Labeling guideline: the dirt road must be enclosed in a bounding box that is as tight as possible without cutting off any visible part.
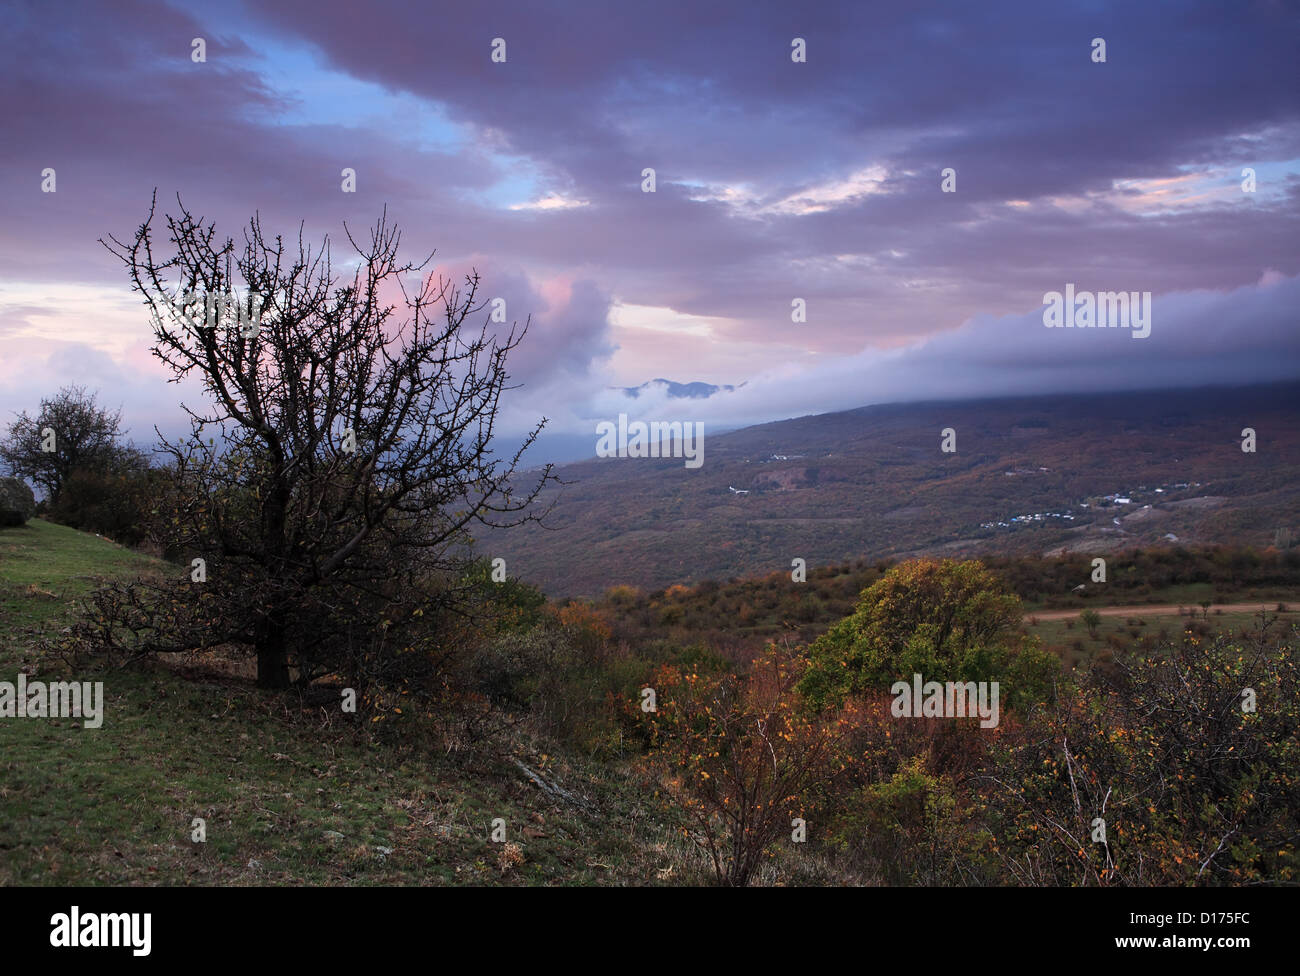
[1028,602,1290,622]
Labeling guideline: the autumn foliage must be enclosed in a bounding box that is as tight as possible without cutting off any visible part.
[979,628,1300,885]
[645,644,859,885]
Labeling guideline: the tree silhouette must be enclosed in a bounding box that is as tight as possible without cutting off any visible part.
[0,385,136,503]
[99,193,553,688]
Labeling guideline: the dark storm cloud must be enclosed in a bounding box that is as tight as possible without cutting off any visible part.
[1,0,1296,444]
[241,0,1299,195]
[237,0,1300,352]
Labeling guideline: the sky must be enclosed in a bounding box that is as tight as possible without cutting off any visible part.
[1,0,1298,463]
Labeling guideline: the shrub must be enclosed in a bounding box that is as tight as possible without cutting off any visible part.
[831,755,995,886]
[799,559,1029,709]
[1080,609,1102,638]
[554,602,613,657]
[979,630,1300,885]
[48,465,163,545]
[0,476,36,526]
[647,644,859,886]
[605,584,641,606]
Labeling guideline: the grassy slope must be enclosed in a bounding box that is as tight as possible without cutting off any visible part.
[0,518,170,636]
[1025,608,1293,669]
[5,521,1288,884]
[0,520,672,886]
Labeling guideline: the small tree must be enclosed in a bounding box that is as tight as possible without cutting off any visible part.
[1080,609,1102,639]
[798,559,1026,709]
[95,194,554,688]
[0,385,136,504]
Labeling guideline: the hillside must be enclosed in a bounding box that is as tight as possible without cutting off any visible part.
[484,382,1300,597]
[584,545,1300,671]
[5,522,1295,889]
[0,521,671,886]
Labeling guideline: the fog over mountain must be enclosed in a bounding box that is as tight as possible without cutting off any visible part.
[2,0,1296,463]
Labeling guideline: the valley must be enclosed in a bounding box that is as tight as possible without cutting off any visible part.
[483,382,1300,597]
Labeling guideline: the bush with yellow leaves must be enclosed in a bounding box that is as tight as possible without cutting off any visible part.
[644,643,860,886]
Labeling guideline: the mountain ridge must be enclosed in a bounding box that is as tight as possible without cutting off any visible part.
[485,381,1300,598]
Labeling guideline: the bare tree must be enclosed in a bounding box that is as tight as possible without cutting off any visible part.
[99,193,553,688]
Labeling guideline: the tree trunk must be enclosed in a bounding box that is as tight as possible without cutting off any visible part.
[257,477,293,690]
[255,615,291,689]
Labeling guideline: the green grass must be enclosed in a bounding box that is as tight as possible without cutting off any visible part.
[1020,581,1299,614]
[16,518,1286,885]
[0,519,678,886]
[0,665,672,884]
[0,518,171,638]
[1024,607,1294,669]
